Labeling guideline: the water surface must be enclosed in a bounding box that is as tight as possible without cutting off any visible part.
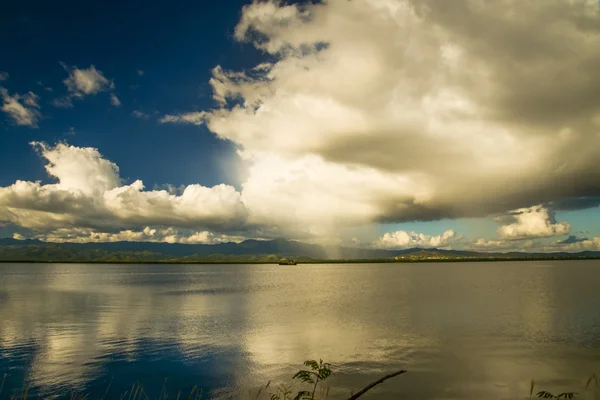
[1,261,599,399]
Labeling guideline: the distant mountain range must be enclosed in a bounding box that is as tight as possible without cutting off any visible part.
[1,237,599,263]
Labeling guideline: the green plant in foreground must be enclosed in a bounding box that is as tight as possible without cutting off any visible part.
[535,392,577,399]
[291,359,332,400]
[0,359,405,400]
[268,383,293,400]
[529,374,599,400]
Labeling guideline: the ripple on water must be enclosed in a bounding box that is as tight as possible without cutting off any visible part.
[1,261,600,400]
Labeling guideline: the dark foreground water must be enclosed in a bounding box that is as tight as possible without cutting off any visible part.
[1,261,599,399]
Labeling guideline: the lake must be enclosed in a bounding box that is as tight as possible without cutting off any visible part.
[0,261,599,399]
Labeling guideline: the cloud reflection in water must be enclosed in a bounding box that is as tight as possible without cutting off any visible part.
[0,262,599,399]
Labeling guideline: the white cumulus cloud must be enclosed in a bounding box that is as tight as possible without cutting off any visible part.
[0,143,247,234]
[374,229,458,249]
[497,206,571,240]
[17,226,246,244]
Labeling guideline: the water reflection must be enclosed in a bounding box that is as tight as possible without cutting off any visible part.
[1,262,599,399]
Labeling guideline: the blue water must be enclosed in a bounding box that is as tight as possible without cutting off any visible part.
[1,261,599,399]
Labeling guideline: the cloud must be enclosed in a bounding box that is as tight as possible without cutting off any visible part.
[38,142,121,191]
[496,205,571,240]
[240,154,431,228]
[62,63,114,97]
[0,88,41,127]
[137,69,144,76]
[548,236,600,252]
[545,196,600,211]
[6,1,600,245]
[159,111,205,125]
[36,81,53,92]
[468,238,536,252]
[18,226,246,244]
[132,110,149,119]
[374,229,458,249]
[102,180,247,228]
[109,93,121,107]
[0,142,592,249]
[160,0,600,228]
[54,63,116,107]
[51,96,73,108]
[0,143,247,234]
[463,234,600,253]
[495,235,600,253]
[0,71,8,81]
[557,235,588,245]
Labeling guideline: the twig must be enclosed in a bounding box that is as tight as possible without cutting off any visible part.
[345,370,407,400]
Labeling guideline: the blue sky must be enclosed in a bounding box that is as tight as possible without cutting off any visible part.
[1,0,600,252]
[0,0,251,189]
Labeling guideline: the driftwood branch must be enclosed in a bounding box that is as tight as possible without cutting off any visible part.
[345,369,407,400]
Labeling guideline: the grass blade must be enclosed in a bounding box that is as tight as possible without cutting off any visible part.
[0,373,6,396]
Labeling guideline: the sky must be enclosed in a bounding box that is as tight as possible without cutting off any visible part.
[1,0,600,252]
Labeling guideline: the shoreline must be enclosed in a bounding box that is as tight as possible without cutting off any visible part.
[1,257,599,264]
